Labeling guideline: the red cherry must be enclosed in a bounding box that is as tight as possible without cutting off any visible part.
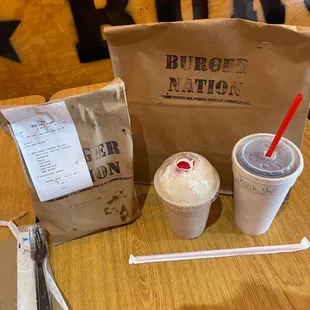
[177,161,191,169]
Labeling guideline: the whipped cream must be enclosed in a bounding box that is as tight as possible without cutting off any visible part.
[154,152,220,207]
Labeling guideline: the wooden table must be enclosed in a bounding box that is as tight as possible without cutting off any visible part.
[1,88,310,309]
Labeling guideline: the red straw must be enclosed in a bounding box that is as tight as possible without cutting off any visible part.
[265,93,304,157]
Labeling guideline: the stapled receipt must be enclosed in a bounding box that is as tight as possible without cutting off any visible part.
[2,101,93,202]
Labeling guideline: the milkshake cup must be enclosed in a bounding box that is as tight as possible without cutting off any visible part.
[154,152,220,239]
[232,134,304,235]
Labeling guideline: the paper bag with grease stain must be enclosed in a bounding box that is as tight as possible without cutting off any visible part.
[106,19,310,193]
[0,79,141,243]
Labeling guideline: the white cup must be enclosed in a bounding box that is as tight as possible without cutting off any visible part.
[155,192,216,239]
[154,152,220,239]
[232,133,304,235]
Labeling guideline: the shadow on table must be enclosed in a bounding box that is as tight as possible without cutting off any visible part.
[205,195,242,235]
[136,186,151,211]
[277,199,290,215]
[206,195,222,228]
[178,282,310,310]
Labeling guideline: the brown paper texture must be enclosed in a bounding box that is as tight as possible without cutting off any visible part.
[0,79,141,243]
[0,238,16,310]
[105,19,310,193]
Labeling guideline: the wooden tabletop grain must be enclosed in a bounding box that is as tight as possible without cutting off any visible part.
[0,90,310,310]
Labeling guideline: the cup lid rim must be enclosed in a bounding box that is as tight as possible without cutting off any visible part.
[232,133,304,183]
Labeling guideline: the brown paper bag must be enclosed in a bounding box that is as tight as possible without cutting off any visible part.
[105,19,310,193]
[0,238,17,310]
[0,79,141,243]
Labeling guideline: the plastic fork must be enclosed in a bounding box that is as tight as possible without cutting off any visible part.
[29,226,52,310]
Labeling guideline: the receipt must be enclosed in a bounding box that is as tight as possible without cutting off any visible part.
[2,101,93,201]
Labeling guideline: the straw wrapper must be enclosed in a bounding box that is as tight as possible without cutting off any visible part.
[129,237,310,265]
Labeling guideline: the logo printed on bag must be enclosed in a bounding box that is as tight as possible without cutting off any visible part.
[161,55,250,105]
[82,140,123,182]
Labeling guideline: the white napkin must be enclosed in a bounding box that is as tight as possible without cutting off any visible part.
[0,213,69,310]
